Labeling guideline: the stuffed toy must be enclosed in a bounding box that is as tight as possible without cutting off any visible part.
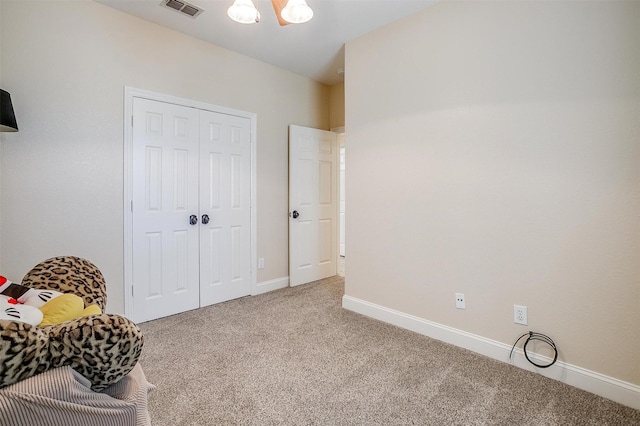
[0,296,43,326]
[0,256,143,391]
[0,276,101,326]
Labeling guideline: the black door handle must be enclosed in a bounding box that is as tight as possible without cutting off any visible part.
[202,214,210,225]
[189,215,198,225]
[290,210,300,219]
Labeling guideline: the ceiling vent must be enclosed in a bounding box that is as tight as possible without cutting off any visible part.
[160,0,204,18]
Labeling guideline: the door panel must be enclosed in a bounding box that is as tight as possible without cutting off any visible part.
[199,110,252,306]
[289,125,338,286]
[132,97,200,323]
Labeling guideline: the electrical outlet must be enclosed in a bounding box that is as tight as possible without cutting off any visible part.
[455,293,466,309]
[258,258,265,269]
[514,305,528,325]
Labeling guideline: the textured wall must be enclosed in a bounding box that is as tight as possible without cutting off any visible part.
[0,0,329,313]
[345,1,640,385]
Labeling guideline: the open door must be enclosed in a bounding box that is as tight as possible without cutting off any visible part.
[288,125,338,286]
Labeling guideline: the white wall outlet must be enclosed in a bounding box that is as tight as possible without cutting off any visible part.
[455,293,466,309]
[514,305,528,325]
[258,258,265,269]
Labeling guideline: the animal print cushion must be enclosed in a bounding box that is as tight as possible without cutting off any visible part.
[48,314,143,391]
[0,321,51,387]
[0,314,143,391]
[21,256,107,311]
[0,256,143,390]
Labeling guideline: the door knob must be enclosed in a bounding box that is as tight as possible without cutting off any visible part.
[290,210,300,219]
[202,214,210,225]
[189,215,198,225]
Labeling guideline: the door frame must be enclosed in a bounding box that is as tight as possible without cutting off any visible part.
[331,126,347,277]
[331,127,345,276]
[123,86,257,320]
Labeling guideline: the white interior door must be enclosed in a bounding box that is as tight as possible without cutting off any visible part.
[132,97,200,322]
[199,110,252,306]
[289,125,338,286]
[129,91,254,323]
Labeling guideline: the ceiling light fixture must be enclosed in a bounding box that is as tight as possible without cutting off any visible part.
[227,0,313,25]
[227,0,260,24]
[280,0,313,24]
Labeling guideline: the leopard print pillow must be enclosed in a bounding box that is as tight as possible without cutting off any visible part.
[0,321,51,387]
[1,257,143,390]
[21,256,107,311]
[48,314,144,391]
[0,314,143,391]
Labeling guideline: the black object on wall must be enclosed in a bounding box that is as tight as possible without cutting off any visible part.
[0,89,18,132]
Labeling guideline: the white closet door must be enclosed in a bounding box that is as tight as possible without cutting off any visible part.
[199,110,252,306]
[132,97,200,323]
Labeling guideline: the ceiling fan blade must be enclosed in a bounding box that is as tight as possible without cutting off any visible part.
[271,0,290,26]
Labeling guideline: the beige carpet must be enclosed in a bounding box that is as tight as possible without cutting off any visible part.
[139,276,639,425]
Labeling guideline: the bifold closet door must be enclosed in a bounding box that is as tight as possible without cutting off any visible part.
[132,97,200,322]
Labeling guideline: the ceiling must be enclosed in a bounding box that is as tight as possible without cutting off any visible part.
[94,0,436,86]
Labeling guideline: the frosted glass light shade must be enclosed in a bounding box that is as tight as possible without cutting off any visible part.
[227,0,260,24]
[281,0,313,24]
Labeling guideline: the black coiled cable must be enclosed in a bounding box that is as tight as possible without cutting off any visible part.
[509,331,558,368]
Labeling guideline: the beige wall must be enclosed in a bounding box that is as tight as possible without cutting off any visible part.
[345,1,640,385]
[329,82,345,130]
[0,0,329,313]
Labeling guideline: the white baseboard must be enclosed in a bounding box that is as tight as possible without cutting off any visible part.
[253,276,289,296]
[342,295,640,411]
